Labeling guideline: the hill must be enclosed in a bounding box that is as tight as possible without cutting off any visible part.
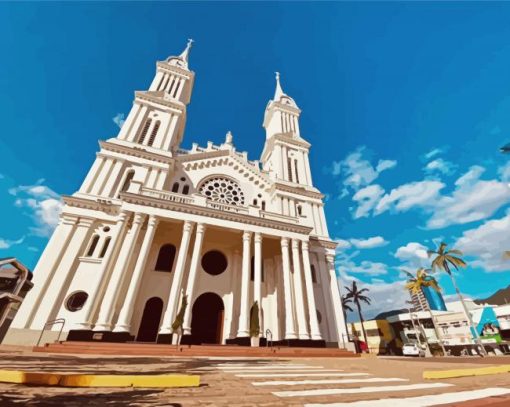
[474,285,510,306]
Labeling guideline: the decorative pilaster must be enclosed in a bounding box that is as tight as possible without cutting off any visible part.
[114,215,159,332]
[291,239,309,339]
[301,241,322,340]
[237,231,252,337]
[182,223,206,335]
[326,254,348,347]
[253,232,262,335]
[94,213,145,331]
[158,220,194,337]
[280,237,297,339]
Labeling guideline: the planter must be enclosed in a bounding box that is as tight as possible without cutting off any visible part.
[250,336,260,347]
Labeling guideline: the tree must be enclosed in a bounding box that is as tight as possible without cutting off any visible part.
[344,281,371,352]
[428,242,487,356]
[172,294,188,348]
[404,268,446,356]
[341,295,353,342]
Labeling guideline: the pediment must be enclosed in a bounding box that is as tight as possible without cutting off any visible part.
[177,150,271,191]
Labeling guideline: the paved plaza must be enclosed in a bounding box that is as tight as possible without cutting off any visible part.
[0,349,510,406]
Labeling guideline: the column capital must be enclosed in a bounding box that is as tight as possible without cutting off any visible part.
[326,254,335,264]
[196,223,206,234]
[117,211,129,223]
[301,240,309,251]
[147,214,159,228]
[254,232,262,244]
[291,239,300,250]
[243,231,252,241]
[280,237,289,247]
[183,220,194,232]
[77,217,95,228]
[132,212,146,225]
[61,215,79,226]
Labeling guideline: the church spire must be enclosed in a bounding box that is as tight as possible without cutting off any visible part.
[179,39,194,66]
[166,39,194,69]
[274,71,285,101]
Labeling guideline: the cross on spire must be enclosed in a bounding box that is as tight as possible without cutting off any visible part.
[274,71,285,100]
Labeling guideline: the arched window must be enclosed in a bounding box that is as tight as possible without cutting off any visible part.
[138,118,152,144]
[147,120,160,147]
[253,199,258,206]
[171,182,180,193]
[86,235,99,257]
[297,205,302,216]
[155,244,176,272]
[99,237,111,259]
[182,184,190,195]
[120,170,135,194]
[311,264,317,283]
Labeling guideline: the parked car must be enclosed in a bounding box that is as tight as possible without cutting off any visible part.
[402,343,425,357]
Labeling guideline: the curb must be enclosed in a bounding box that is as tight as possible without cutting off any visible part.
[0,369,200,388]
[423,365,510,380]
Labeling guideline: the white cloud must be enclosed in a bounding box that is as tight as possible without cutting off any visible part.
[394,242,429,268]
[424,147,445,160]
[455,211,510,272]
[0,236,25,250]
[334,238,352,251]
[375,180,445,215]
[350,236,388,249]
[498,161,510,182]
[9,179,63,237]
[112,113,125,129]
[336,251,389,277]
[327,147,396,196]
[424,158,456,175]
[427,166,510,229]
[352,184,385,219]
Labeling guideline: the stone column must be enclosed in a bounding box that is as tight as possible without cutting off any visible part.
[182,223,206,335]
[280,238,297,339]
[75,212,129,330]
[94,213,145,331]
[114,215,159,332]
[253,232,262,335]
[301,241,322,340]
[33,217,94,329]
[326,254,348,347]
[291,239,310,339]
[237,231,252,337]
[159,220,194,336]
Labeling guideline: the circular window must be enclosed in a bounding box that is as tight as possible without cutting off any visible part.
[103,226,110,232]
[66,292,89,312]
[198,177,245,206]
[201,250,228,276]
[316,310,322,324]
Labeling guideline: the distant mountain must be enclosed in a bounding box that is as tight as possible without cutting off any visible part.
[474,285,510,306]
[374,309,408,320]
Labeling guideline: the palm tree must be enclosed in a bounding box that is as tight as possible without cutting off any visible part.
[344,281,371,352]
[404,268,446,356]
[428,242,487,356]
[342,295,353,342]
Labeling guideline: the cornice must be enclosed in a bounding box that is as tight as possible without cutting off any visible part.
[99,140,173,164]
[121,192,313,235]
[63,195,121,215]
[273,133,311,149]
[273,182,324,200]
[135,91,185,113]
[156,61,194,78]
[309,236,338,250]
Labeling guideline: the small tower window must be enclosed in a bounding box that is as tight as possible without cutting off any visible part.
[287,157,293,182]
[99,237,111,259]
[138,118,152,144]
[311,264,317,284]
[172,182,180,193]
[261,201,266,211]
[253,199,258,206]
[182,185,190,195]
[173,81,181,98]
[147,120,160,147]
[120,170,135,195]
[294,160,300,184]
[155,244,177,272]
[86,235,100,257]
[297,205,302,216]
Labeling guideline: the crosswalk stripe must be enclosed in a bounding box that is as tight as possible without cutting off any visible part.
[225,369,343,374]
[238,373,370,378]
[252,377,408,386]
[304,387,510,407]
[273,383,453,397]
[219,365,323,370]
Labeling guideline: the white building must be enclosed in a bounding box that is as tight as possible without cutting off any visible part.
[4,41,347,348]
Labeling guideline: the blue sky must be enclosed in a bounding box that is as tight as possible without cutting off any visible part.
[2,3,510,319]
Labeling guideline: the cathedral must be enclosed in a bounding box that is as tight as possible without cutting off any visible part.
[4,41,347,348]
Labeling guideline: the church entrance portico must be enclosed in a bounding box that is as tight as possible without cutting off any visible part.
[184,292,224,345]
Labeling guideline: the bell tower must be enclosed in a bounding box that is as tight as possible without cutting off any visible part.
[261,73,313,187]
[115,39,195,152]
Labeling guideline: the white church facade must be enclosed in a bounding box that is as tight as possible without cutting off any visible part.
[4,41,347,347]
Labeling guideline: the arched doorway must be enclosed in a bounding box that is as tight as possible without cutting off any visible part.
[191,292,224,344]
[136,297,163,342]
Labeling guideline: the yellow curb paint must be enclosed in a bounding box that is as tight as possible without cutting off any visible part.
[60,374,200,388]
[423,364,510,380]
[0,370,200,388]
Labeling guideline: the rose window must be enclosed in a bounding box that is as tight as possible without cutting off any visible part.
[199,177,245,206]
